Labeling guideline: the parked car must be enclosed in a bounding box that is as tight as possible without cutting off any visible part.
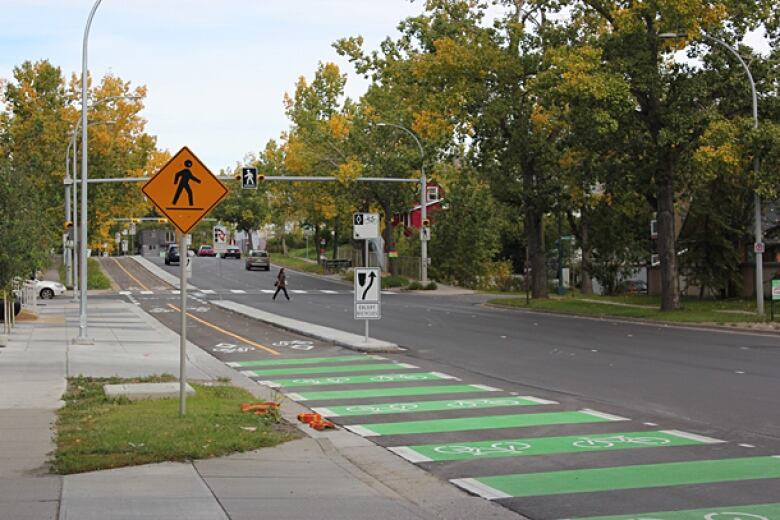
[617,280,648,295]
[164,244,180,265]
[197,245,216,257]
[220,246,241,259]
[35,280,66,299]
[0,298,21,320]
[245,250,270,271]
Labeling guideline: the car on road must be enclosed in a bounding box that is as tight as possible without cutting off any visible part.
[245,250,270,271]
[35,280,66,299]
[164,244,180,265]
[220,246,241,259]
[197,245,216,257]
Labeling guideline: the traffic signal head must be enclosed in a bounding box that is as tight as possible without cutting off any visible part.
[422,218,430,227]
[131,218,140,224]
[234,173,242,181]
[157,218,167,223]
[258,173,265,182]
[64,220,73,229]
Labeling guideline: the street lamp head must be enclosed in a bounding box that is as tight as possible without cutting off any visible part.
[658,32,688,39]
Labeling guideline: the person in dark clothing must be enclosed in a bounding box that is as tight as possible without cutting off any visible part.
[273,268,290,300]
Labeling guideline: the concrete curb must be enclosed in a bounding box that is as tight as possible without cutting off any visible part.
[212,299,402,353]
[130,255,198,290]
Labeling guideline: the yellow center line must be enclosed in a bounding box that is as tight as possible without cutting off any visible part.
[167,303,280,356]
[112,258,150,291]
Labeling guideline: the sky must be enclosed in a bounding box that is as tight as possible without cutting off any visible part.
[0,0,423,169]
[0,1,770,170]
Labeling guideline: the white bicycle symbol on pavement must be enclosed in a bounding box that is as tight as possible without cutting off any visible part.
[271,340,314,351]
[433,441,532,457]
[370,374,431,382]
[446,399,525,408]
[572,435,671,449]
[345,403,420,414]
[211,342,252,354]
[291,377,349,385]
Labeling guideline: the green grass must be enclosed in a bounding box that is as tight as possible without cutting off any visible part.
[52,375,296,475]
[383,275,409,288]
[272,254,325,274]
[488,293,769,324]
[59,257,111,289]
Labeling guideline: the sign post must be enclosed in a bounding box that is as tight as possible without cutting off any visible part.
[142,147,227,416]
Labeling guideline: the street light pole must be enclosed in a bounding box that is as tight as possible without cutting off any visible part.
[660,32,763,315]
[376,123,428,283]
[76,0,103,344]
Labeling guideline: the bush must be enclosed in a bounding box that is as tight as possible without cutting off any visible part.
[423,281,438,290]
[383,275,409,288]
[406,281,424,290]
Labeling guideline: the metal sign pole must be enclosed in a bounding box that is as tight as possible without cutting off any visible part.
[364,239,369,343]
[179,231,188,417]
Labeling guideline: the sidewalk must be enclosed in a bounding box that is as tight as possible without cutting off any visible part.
[0,298,518,520]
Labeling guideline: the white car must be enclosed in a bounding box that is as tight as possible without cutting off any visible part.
[36,280,66,299]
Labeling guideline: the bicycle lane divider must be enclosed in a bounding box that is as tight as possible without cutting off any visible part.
[312,396,558,417]
[166,303,280,356]
[570,502,780,520]
[226,355,386,368]
[286,384,502,402]
[388,430,725,463]
[449,455,780,500]
[242,362,418,378]
[343,409,628,437]
[258,372,459,388]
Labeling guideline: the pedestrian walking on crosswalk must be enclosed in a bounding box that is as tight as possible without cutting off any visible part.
[272,268,290,300]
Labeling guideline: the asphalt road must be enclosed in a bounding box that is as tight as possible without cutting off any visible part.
[101,256,780,519]
[147,254,780,443]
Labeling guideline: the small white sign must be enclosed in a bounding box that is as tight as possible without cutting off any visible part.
[420,227,431,241]
[114,232,121,244]
[121,239,128,253]
[129,222,136,236]
[186,256,192,279]
[754,242,765,254]
[353,213,380,240]
[354,267,381,319]
[213,225,228,253]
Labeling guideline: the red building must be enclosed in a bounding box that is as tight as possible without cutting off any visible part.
[394,183,444,231]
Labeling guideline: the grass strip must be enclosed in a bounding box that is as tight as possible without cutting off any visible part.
[52,375,296,474]
[488,295,769,324]
[59,257,111,289]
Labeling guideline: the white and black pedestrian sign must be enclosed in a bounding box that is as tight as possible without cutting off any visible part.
[354,267,381,319]
[213,225,228,253]
[242,167,257,190]
[353,213,379,240]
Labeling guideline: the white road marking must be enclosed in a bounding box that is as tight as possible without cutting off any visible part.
[739,443,756,448]
[471,384,501,391]
[257,380,281,388]
[201,289,216,294]
[230,289,246,294]
[581,409,629,421]
[140,290,153,295]
[320,290,338,294]
[430,372,460,380]
[119,291,131,295]
[291,290,307,294]
[661,430,724,444]
[171,290,180,295]
[388,446,433,463]
[225,362,240,367]
[521,396,558,405]
[286,393,305,401]
[261,289,275,294]
[644,422,659,427]
[450,478,512,500]
[310,407,337,417]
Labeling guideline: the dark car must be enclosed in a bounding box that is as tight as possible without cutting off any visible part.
[618,280,648,295]
[220,246,241,259]
[245,250,270,271]
[197,245,216,257]
[164,244,180,265]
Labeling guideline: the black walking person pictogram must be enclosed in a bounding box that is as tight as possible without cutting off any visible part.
[172,160,201,206]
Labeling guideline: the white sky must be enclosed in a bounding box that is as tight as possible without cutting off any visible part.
[0,0,423,170]
[0,1,770,170]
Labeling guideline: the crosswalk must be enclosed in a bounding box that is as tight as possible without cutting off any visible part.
[117,288,382,297]
[229,353,780,519]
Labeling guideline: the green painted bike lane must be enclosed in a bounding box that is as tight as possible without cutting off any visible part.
[345,409,627,437]
[287,384,501,401]
[390,430,723,463]
[259,371,457,388]
[450,456,780,499]
[574,502,780,520]
[244,362,416,377]
[228,355,385,368]
[312,396,556,417]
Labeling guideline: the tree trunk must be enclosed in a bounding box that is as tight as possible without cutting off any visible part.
[658,172,680,310]
[580,216,593,295]
[526,206,548,298]
[382,201,398,275]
